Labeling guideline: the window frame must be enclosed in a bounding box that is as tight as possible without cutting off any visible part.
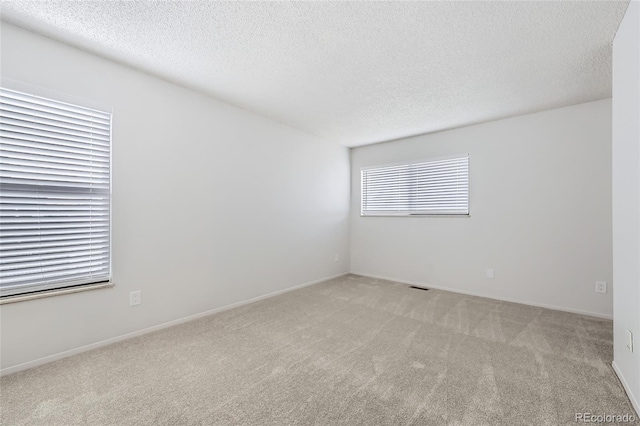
[0,81,113,303]
[360,154,470,217]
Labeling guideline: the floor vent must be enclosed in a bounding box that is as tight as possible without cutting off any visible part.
[409,286,430,291]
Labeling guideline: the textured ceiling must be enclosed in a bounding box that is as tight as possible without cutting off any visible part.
[0,1,629,147]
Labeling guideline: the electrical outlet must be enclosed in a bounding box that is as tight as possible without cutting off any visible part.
[334,254,339,263]
[628,330,634,353]
[595,281,607,294]
[130,291,141,306]
[486,268,495,279]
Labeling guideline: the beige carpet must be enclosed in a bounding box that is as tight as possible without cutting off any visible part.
[1,274,637,425]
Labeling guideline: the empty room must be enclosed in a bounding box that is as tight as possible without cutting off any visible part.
[0,1,639,425]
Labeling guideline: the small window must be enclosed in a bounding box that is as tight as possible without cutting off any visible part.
[361,155,469,216]
[0,87,112,298]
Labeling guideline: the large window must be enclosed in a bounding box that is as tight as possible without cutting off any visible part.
[361,155,469,216]
[0,87,111,298]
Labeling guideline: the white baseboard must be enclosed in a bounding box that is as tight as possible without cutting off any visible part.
[612,361,640,416]
[0,272,348,377]
[350,271,613,320]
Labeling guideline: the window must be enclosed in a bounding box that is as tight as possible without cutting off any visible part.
[361,155,469,216]
[0,87,111,298]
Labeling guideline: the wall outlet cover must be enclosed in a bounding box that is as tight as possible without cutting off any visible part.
[595,281,607,294]
[130,291,141,306]
[486,268,495,279]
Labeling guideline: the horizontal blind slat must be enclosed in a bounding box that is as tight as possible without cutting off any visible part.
[0,243,109,258]
[1,227,109,238]
[0,102,110,130]
[1,231,109,244]
[1,163,110,180]
[0,250,109,266]
[1,116,110,139]
[1,126,110,147]
[1,89,110,122]
[1,259,110,279]
[1,142,110,163]
[0,107,110,132]
[0,177,110,190]
[0,267,109,286]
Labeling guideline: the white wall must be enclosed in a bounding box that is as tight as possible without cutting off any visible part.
[612,0,640,413]
[351,100,613,318]
[0,23,350,372]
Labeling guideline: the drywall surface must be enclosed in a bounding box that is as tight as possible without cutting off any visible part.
[351,100,613,318]
[612,0,640,413]
[0,23,350,372]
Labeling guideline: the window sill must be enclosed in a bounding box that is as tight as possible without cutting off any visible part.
[360,214,471,218]
[0,282,114,305]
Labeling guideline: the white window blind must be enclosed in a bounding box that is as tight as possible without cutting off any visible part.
[361,155,469,216]
[0,87,111,297]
